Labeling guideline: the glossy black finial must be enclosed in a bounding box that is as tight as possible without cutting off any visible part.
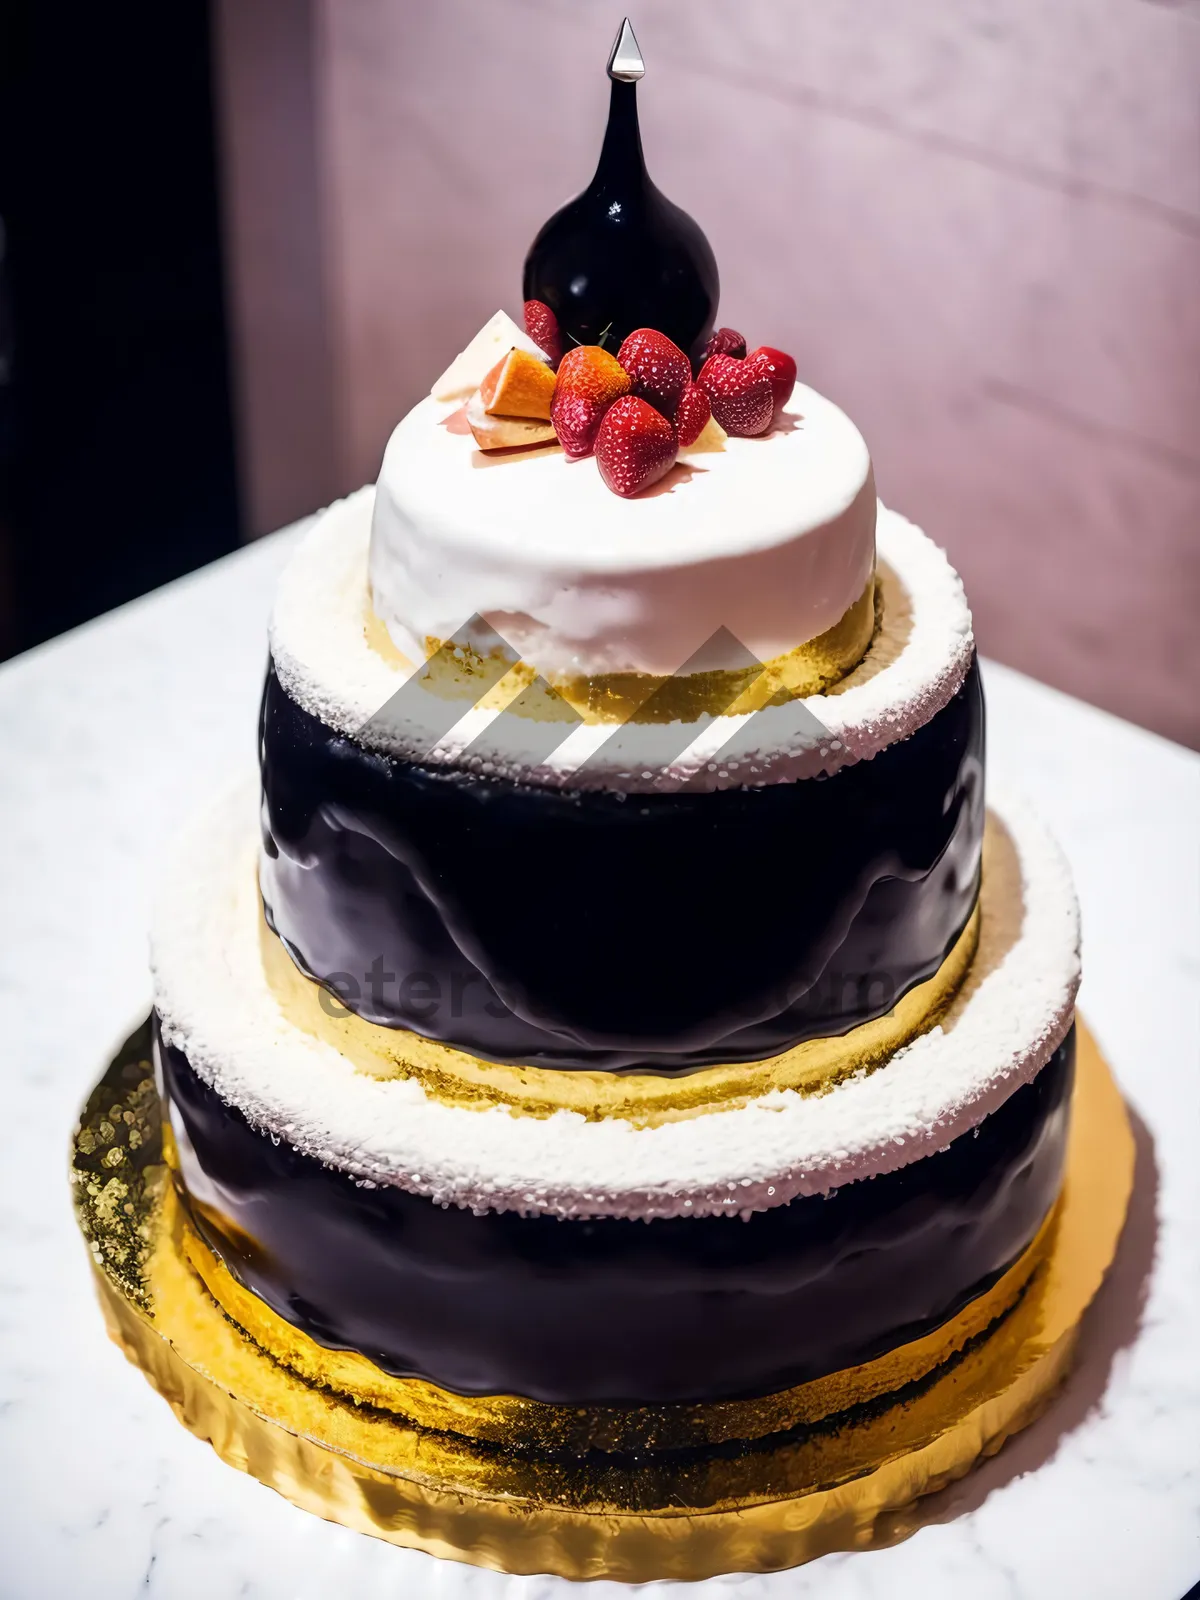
[522,19,719,365]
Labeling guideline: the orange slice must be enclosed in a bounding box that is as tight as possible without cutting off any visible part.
[465,389,558,451]
[480,348,557,421]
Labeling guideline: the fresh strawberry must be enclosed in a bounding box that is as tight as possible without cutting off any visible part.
[524,299,563,367]
[673,381,711,447]
[696,353,774,437]
[701,326,747,363]
[747,346,797,425]
[616,328,691,419]
[550,346,631,457]
[595,396,678,497]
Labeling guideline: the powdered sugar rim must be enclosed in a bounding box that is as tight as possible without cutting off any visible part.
[152,781,1079,1222]
[269,491,974,792]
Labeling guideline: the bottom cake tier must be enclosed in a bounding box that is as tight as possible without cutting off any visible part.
[75,1015,1132,1580]
[157,1021,1075,1409]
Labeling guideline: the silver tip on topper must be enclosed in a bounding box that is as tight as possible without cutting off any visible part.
[607,18,645,83]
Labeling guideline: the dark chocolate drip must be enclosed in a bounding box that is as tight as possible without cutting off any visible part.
[158,1022,1074,1407]
[258,655,985,1071]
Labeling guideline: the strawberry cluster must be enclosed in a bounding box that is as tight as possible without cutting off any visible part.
[523,300,797,498]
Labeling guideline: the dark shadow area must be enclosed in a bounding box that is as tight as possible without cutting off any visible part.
[0,0,240,662]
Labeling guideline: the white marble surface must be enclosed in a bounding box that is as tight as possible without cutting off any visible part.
[0,527,1197,1599]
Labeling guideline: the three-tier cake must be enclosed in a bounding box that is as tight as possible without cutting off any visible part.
[75,21,1133,1582]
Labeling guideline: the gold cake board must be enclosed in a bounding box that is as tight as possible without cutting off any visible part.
[73,1020,1133,1583]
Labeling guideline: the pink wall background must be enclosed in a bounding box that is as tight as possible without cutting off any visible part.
[215,0,1200,748]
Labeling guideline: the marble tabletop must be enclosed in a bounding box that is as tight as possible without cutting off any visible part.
[1,525,1197,1600]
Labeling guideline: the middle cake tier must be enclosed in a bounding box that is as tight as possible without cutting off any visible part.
[261,495,980,1071]
[152,780,1079,1409]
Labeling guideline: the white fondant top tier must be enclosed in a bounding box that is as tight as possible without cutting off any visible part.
[368,382,876,679]
[271,494,974,794]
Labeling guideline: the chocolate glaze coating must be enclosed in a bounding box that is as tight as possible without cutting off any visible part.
[259,656,984,1071]
[158,1021,1072,1406]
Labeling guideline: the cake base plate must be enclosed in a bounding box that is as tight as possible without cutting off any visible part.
[73,1020,1133,1582]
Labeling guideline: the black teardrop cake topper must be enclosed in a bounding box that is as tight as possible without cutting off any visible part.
[523,19,719,367]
